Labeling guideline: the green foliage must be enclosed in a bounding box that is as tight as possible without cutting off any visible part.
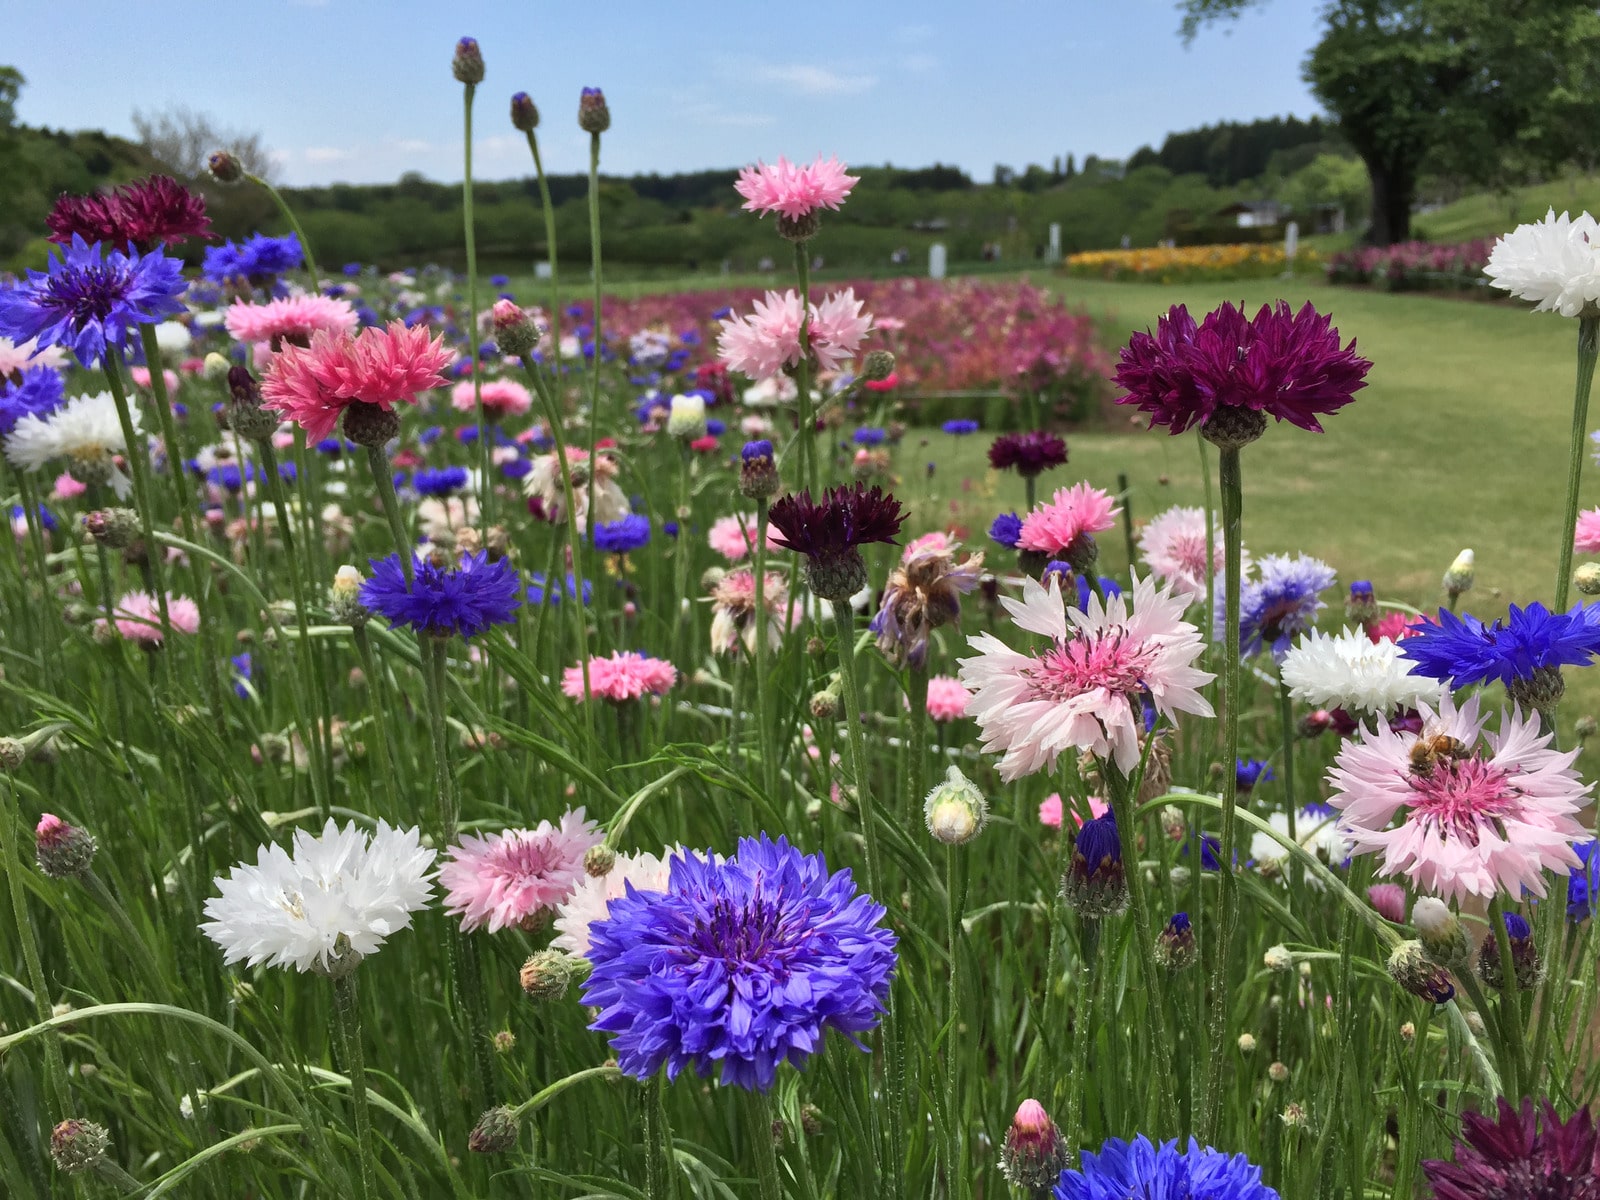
[1126,115,1342,187]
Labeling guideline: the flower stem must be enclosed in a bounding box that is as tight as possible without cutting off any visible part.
[906,663,929,827]
[1278,678,1300,897]
[752,504,776,800]
[333,971,377,1200]
[944,842,969,1200]
[643,1072,676,1200]
[584,130,604,544]
[244,172,322,284]
[522,127,561,360]
[458,82,493,531]
[749,1090,783,1200]
[365,445,414,587]
[1062,915,1099,1159]
[793,242,818,494]
[101,353,172,643]
[1389,1004,1432,1200]
[1556,314,1599,612]
[1198,443,1244,1143]
[1487,895,1528,1095]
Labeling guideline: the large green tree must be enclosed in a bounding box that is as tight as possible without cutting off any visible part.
[1181,0,1600,244]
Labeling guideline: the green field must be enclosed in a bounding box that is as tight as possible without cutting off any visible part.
[1416,174,1600,243]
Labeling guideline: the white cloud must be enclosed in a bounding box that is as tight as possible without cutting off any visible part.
[900,53,939,73]
[754,64,877,97]
[303,146,349,164]
[390,138,432,154]
[678,102,776,129]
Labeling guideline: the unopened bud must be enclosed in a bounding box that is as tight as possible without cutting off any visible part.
[329,565,369,625]
[510,91,540,132]
[1577,714,1598,743]
[1387,940,1455,1004]
[452,37,485,85]
[491,299,539,359]
[1478,911,1542,991]
[0,737,25,771]
[207,150,243,184]
[1442,548,1475,599]
[35,814,96,879]
[493,1030,517,1053]
[1281,1102,1309,1130]
[83,508,141,550]
[1159,805,1186,841]
[50,1119,110,1173]
[227,366,278,440]
[923,765,988,846]
[1267,1061,1289,1084]
[998,1099,1070,1192]
[1399,1021,1416,1044]
[203,352,231,380]
[1264,944,1294,972]
[666,392,708,440]
[468,1106,519,1154]
[1411,897,1472,970]
[1345,580,1378,627]
[1154,912,1197,971]
[739,440,780,499]
[519,948,576,1000]
[1237,1033,1257,1054]
[583,844,616,877]
[1063,813,1125,917]
[860,350,896,382]
[1577,563,1600,596]
[578,86,610,133]
[809,690,839,720]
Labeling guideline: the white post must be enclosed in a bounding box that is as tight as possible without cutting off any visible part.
[1283,221,1299,278]
[929,243,947,280]
[1047,223,1061,262]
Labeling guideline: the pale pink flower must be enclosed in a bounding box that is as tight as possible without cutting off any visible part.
[552,847,677,958]
[959,572,1214,780]
[1328,695,1590,902]
[708,513,782,562]
[224,295,358,345]
[1366,882,1407,923]
[52,472,87,500]
[1137,505,1249,597]
[734,155,858,221]
[903,531,953,560]
[924,675,972,722]
[809,288,873,373]
[1017,483,1120,556]
[1038,793,1109,828]
[718,290,805,380]
[451,377,532,418]
[1576,506,1600,554]
[709,568,795,657]
[101,591,200,643]
[0,336,67,375]
[563,651,678,702]
[129,366,180,396]
[439,809,602,933]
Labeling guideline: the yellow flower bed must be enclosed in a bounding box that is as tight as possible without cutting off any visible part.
[1063,242,1320,283]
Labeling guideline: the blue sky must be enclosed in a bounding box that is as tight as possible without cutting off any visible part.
[8,1,1327,186]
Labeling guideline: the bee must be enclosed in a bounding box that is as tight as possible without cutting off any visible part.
[1408,734,1470,777]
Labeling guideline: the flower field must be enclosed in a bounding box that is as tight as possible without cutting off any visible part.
[1325,239,1495,295]
[1062,242,1315,284]
[8,39,1600,1200]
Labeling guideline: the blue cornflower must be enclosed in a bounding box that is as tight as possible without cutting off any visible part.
[418,426,444,446]
[1235,759,1274,793]
[663,521,680,539]
[706,418,726,437]
[1054,1134,1277,1200]
[201,232,303,284]
[343,262,363,276]
[942,419,980,435]
[1400,603,1600,692]
[489,274,509,287]
[207,464,245,493]
[360,551,521,639]
[11,505,56,533]
[853,426,887,446]
[583,834,897,1091]
[1075,575,1123,610]
[0,236,186,367]
[501,458,532,480]
[457,427,480,445]
[990,512,1023,549]
[1042,560,1072,587]
[593,514,652,554]
[412,467,469,497]
[527,571,593,607]
[0,367,66,436]
[1568,841,1599,921]
[315,438,346,456]
[742,439,773,462]
[1223,552,1336,661]
[231,652,253,699]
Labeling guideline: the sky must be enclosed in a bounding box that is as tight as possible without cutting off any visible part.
[6,0,1328,187]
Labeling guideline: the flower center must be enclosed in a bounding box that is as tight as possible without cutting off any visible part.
[688,896,798,972]
[1406,756,1519,844]
[1025,631,1151,702]
[489,837,558,884]
[1169,531,1212,579]
[47,264,130,326]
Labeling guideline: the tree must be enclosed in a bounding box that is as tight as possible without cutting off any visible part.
[131,105,276,182]
[0,66,22,130]
[1180,0,1600,244]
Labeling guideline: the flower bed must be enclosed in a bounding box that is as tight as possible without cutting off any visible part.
[1063,242,1315,283]
[1324,238,1493,293]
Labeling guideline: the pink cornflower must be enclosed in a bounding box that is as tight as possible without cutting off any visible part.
[1368,611,1425,643]
[903,531,953,559]
[224,295,358,346]
[102,591,200,643]
[924,674,972,721]
[52,472,87,500]
[734,155,858,222]
[1039,793,1109,829]
[1327,695,1590,902]
[708,513,782,562]
[452,377,532,418]
[563,651,678,703]
[439,809,602,933]
[333,320,454,407]
[130,366,180,395]
[959,572,1213,780]
[1366,882,1407,923]
[1137,505,1247,597]
[261,330,360,445]
[1577,506,1600,554]
[718,291,805,380]
[809,288,873,373]
[1017,483,1120,558]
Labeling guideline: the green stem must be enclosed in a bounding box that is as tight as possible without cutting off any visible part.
[1556,314,1600,612]
[80,870,170,1002]
[1389,1006,1432,1200]
[793,243,818,494]
[1487,896,1528,1097]
[753,505,776,800]
[944,843,968,1200]
[102,353,172,642]
[750,1090,783,1200]
[365,444,414,587]
[1199,443,1243,1143]
[584,131,604,544]
[523,128,562,361]
[1458,968,1516,1102]
[1062,917,1100,1158]
[459,82,493,529]
[643,1072,676,1200]
[906,664,929,827]
[245,172,322,284]
[334,971,376,1200]
[1278,678,1299,897]
[352,626,401,814]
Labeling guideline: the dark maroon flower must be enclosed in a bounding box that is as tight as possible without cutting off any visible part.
[1114,300,1372,436]
[768,483,905,602]
[1424,1097,1600,1200]
[986,430,1068,478]
[47,175,212,252]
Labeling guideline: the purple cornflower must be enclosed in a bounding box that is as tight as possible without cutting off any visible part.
[231,652,253,699]
[1221,553,1337,661]
[1400,603,1600,702]
[0,236,186,367]
[1114,300,1371,438]
[853,426,887,446]
[1055,1135,1278,1200]
[768,482,905,601]
[1236,758,1274,793]
[201,233,304,285]
[1064,812,1126,917]
[988,430,1068,477]
[582,834,897,1091]
[593,514,651,554]
[527,571,593,607]
[1423,1098,1600,1200]
[47,176,212,251]
[1569,842,1600,922]
[412,466,468,497]
[942,418,980,435]
[990,512,1023,549]
[0,367,66,436]
[742,439,774,462]
[360,551,521,639]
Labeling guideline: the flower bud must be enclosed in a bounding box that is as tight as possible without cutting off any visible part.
[1577,714,1599,743]
[493,1029,517,1053]
[1298,708,1332,738]
[1345,580,1378,627]
[799,1103,824,1136]
[491,299,540,359]
[809,690,839,720]
[1366,882,1406,924]
[1154,912,1197,971]
[1264,944,1294,972]
[207,150,243,184]
[519,948,576,1000]
[860,350,896,383]
[468,1106,519,1154]
[203,351,231,380]
[0,737,24,771]
[666,392,708,440]
[998,1099,1070,1192]
[583,844,616,877]
[510,91,539,132]
[1281,1102,1309,1130]
[83,507,141,550]
[1062,812,1125,917]
[1237,1033,1257,1054]
[1478,911,1542,991]
[1411,897,1472,970]
[1267,1061,1290,1083]
[739,440,780,500]
[35,814,96,879]
[1399,1021,1416,1044]
[923,765,988,846]
[1442,548,1474,600]
[329,565,369,625]
[1577,562,1600,596]
[50,1118,110,1173]
[1159,805,1186,841]
[578,86,610,133]
[452,37,485,85]
[1387,940,1455,1004]
[227,366,278,440]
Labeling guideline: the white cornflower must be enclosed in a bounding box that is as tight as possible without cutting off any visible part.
[1280,627,1443,717]
[1137,504,1249,599]
[551,848,676,959]
[152,321,192,355]
[1250,808,1348,886]
[201,819,435,975]
[4,392,139,498]
[1485,208,1600,317]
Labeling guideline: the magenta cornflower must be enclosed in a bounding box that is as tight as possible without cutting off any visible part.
[1114,300,1372,437]
[1327,695,1590,902]
[563,651,678,702]
[439,809,603,933]
[1016,482,1119,559]
[987,430,1068,478]
[47,175,212,251]
[734,155,858,222]
[1424,1097,1600,1200]
[924,675,973,722]
[959,572,1213,780]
